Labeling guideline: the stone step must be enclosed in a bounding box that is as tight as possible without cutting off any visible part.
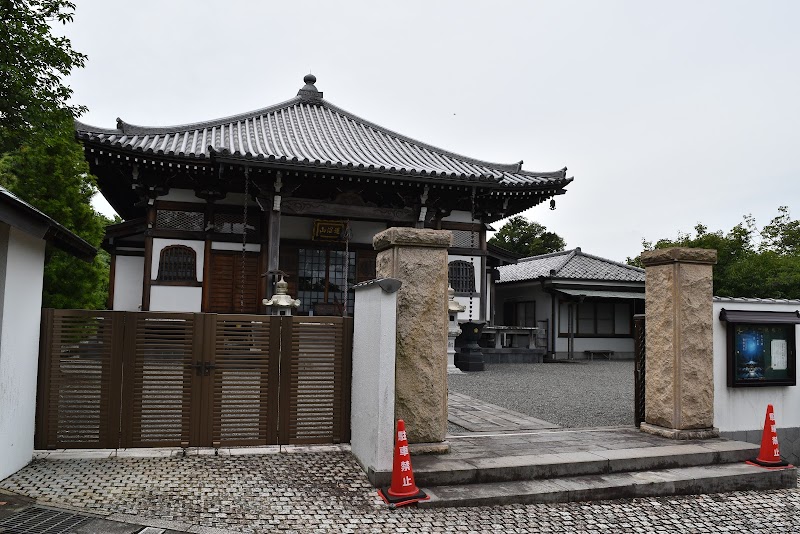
[418,463,797,508]
[412,440,760,487]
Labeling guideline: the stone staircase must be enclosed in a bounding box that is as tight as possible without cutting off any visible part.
[412,438,796,508]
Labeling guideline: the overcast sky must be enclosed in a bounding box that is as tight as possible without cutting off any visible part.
[60,1,800,262]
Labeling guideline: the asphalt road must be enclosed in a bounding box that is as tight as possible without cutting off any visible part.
[448,360,635,429]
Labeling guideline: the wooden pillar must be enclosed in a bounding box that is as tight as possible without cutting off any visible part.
[266,172,283,303]
[257,207,270,313]
[141,205,155,311]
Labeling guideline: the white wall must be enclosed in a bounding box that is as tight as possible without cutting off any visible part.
[442,210,477,223]
[350,280,398,485]
[713,299,800,432]
[113,256,144,311]
[350,221,387,244]
[157,188,259,209]
[554,336,634,354]
[280,216,386,245]
[157,188,202,203]
[211,242,260,252]
[0,225,46,481]
[449,254,483,322]
[150,286,202,312]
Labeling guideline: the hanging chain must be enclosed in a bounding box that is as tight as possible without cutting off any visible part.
[469,187,477,320]
[342,221,352,317]
[240,171,250,313]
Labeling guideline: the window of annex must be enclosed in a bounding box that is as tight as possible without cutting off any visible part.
[448,260,476,294]
[155,245,200,285]
[558,300,632,337]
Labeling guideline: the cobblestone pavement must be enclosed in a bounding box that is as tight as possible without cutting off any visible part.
[1,451,798,533]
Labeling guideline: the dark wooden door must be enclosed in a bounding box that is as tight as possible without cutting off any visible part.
[206,251,260,313]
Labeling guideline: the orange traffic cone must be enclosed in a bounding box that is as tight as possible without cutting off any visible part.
[377,420,429,507]
[747,404,792,468]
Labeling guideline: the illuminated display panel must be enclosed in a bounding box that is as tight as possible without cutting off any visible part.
[721,309,798,387]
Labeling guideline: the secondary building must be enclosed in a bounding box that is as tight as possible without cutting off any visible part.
[495,247,644,359]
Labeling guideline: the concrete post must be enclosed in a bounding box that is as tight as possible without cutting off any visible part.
[640,247,718,439]
[350,278,401,487]
[373,227,451,445]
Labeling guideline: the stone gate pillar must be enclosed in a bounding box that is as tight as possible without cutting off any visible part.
[373,227,451,444]
[640,247,718,439]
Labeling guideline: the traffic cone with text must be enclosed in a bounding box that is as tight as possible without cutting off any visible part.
[378,419,429,507]
[747,404,793,468]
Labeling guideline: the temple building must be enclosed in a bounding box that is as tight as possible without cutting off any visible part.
[76,75,572,318]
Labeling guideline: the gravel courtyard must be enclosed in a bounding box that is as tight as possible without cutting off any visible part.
[448,361,635,429]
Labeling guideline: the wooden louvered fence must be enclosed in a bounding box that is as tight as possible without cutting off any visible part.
[36,310,352,449]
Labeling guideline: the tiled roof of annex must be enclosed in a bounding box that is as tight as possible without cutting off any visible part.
[497,247,645,284]
[75,75,570,188]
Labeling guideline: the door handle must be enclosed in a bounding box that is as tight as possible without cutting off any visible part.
[194,361,204,376]
[204,362,216,376]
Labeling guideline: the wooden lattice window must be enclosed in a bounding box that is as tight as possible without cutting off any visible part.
[448,260,476,294]
[157,245,197,283]
[155,210,204,231]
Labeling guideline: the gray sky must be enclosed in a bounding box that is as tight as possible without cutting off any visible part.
[61,1,800,262]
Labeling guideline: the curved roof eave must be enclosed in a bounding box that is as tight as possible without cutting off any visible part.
[74,76,572,189]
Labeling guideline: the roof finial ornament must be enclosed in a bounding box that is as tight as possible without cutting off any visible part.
[297,73,323,100]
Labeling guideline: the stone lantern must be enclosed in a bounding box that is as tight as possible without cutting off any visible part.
[263,275,300,316]
[447,285,465,374]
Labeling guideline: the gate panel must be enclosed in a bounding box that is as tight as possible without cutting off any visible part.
[121,312,196,448]
[211,314,280,446]
[280,317,351,444]
[633,313,646,427]
[37,310,122,449]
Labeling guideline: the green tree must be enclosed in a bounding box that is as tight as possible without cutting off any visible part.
[760,206,800,256]
[488,216,566,257]
[629,211,800,299]
[0,117,109,309]
[0,0,87,154]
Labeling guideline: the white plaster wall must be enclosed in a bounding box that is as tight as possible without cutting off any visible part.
[442,210,477,223]
[157,188,202,203]
[554,336,634,353]
[280,216,386,245]
[158,189,260,210]
[151,238,204,281]
[0,226,45,481]
[713,300,800,432]
[449,254,482,321]
[350,282,397,482]
[349,221,387,244]
[113,256,144,311]
[149,286,203,312]
[281,216,312,240]
[211,242,260,252]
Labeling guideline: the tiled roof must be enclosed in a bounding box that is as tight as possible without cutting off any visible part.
[75,75,570,188]
[0,187,96,261]
[497,248,645,283]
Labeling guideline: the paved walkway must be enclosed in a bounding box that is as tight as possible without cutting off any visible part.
[0,396,798,532]
[1,447,798,533]
[447,392,559,433]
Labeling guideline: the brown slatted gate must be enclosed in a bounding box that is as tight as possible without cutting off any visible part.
[280,317,352,444]
[37,310,352,449]
[36,309,123,449]
[211,314,280,446]
[120,312,197,448]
